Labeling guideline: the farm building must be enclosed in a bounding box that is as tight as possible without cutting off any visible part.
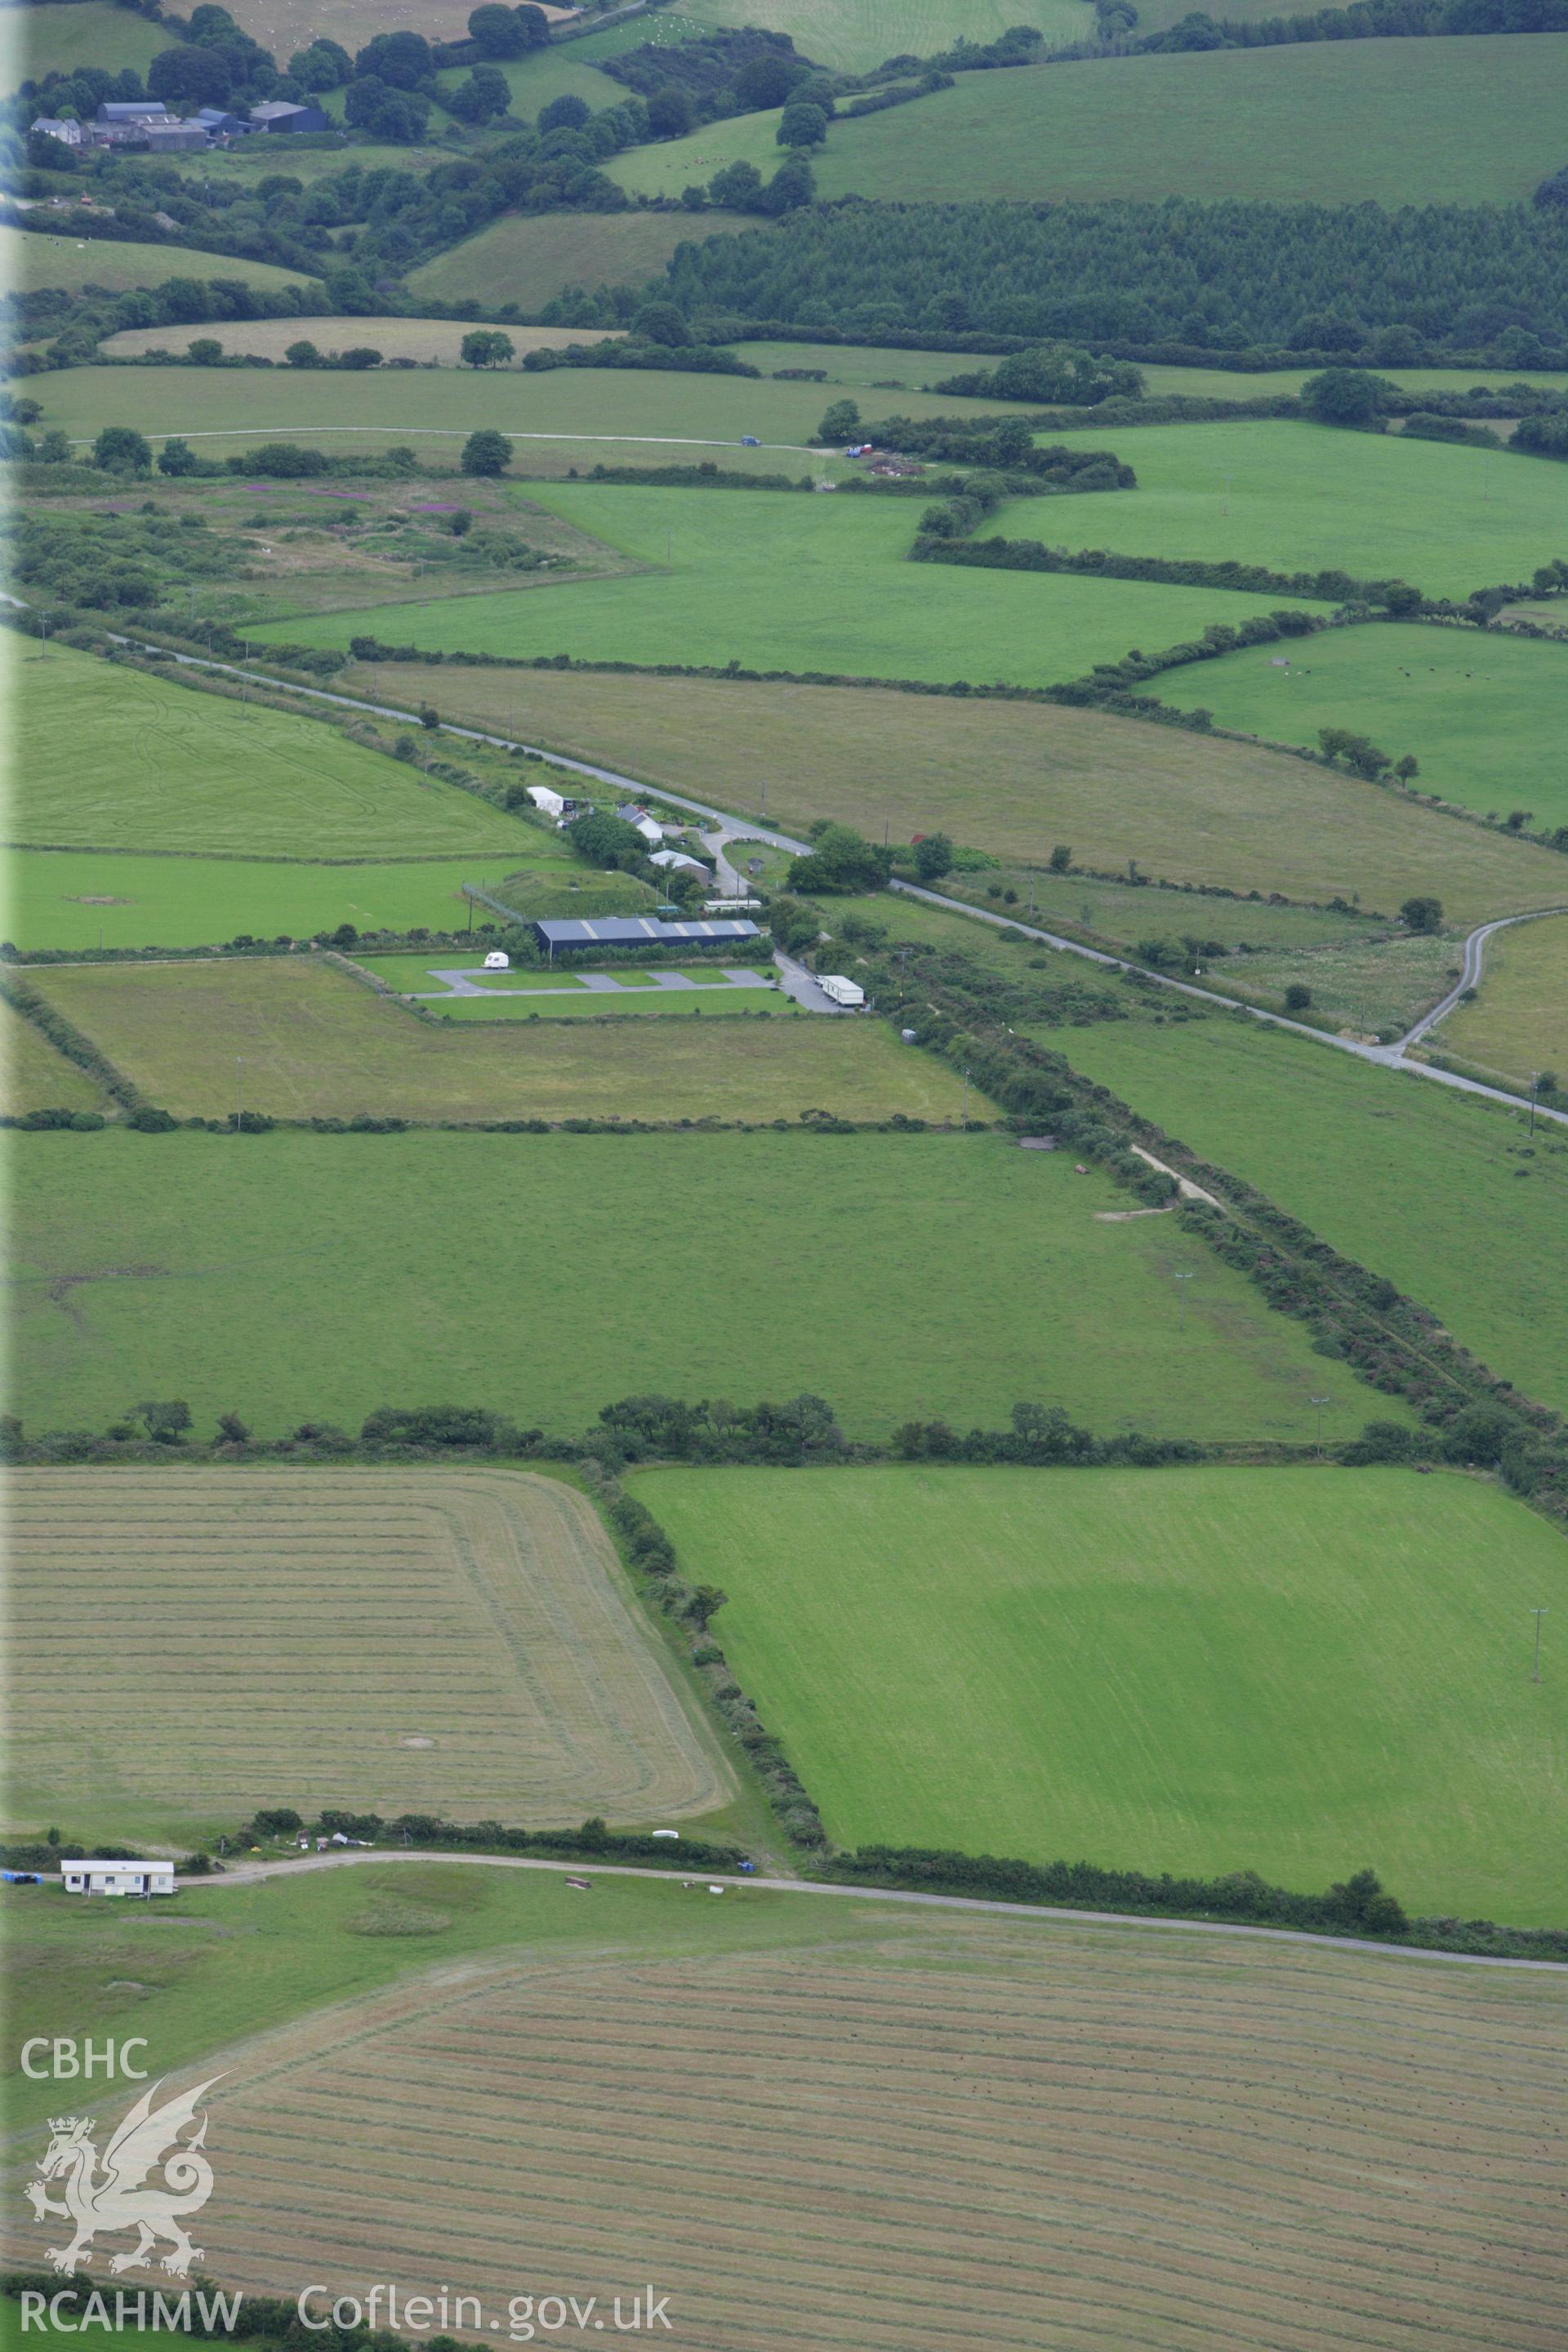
[31,118,83,146]
[195,108,249,138]
[527,784,590,822]
[143,121,210,152]
[62,1858,176,1898]
[533,915,762,958]
[649,849,711,876]
[617,804,666,845]
[249,101,329,133]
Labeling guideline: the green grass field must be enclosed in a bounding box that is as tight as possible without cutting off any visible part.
[14,645,530,860]
[11,1127,1387,1440]
[3,225,314,300]
[1157,621,1568,832]
[725,345,1568,408]
[6,850,515,951]
[98,320,625,365]
[405,208,760,314]
[261,482,1331,689]
[33,356,998,456]
[638,1464,1568,1922]
[1053,1010,1568,1413]
[1437,915,1568,1095]
[14,0,179,78]
[0,1001,106,1117]
[22,955,969,1123]
[679,0,1092,72]
[1134,362,1568,403]
[611,35,1568,207]
[999,421,1568,603]
[353,658,1568,926]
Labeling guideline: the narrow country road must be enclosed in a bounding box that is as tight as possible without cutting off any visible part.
[1394,906,1566,1052]
[96,635,1568,1129]
[186,1846,1566,1971]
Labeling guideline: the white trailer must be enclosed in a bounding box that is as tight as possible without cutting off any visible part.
[818,974,866,1009]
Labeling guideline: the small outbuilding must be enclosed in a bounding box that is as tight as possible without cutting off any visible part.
[62,1858,176,1899]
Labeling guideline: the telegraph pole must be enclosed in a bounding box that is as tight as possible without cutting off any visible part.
[1530,1607,1548,1683]
[1173,1269,1195,1332]
[1311,1394,1331,1458]
[235,1058,243,1134]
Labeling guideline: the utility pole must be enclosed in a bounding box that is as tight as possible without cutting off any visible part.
[961,1067,970,1126]
[1530,1607,1548,1683]
[1173,1269,1195,1331]
[1529,1072,1539,1138]
[1311,1394,1331,1459]
[38,617,48,659]
[235,1057,243,1133]
[760,781,767,824]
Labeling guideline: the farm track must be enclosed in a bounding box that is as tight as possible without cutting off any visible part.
[96,633,1568,1130]
[8,1917,1561,2350]
[7,1470,733,1829]
[201,1850,1568,1971]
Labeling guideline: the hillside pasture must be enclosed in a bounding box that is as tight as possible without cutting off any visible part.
[642,1464,1568,1922]
[14,1,173,78]
[1437,914,1568,1095]
[5,1468,729,1842]
[350,660,1568,926]
[98,319,627,365]
[260,481,1333,690]
[728,345,1568,406]
[612,35,1568,207]
[1000,421,1568,604]
[22,955,973,1124]
[1053,1009,1568,1414]
[0,1000,106,1118]
[679,0,1093,72]
[1156,621,1568,833]
[6,849,514,951]
[9,1128,1388,1440]
[2,224,314,299]
[1134,362,1568,403]
[8,1869,1562,2350]
[14,644,530,859]
[213,0,574,52]
[33,356,1004,456]
[405,208,760,314]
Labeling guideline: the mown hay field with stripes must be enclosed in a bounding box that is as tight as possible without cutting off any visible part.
[4,1472,732,1842]
[16,1865,1559,2352]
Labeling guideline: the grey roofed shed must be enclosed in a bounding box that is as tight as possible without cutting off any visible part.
[533,915,762,951]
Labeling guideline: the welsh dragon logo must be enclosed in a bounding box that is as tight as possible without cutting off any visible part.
[26,2077,224,2277]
